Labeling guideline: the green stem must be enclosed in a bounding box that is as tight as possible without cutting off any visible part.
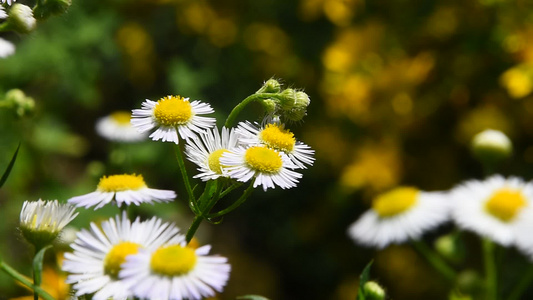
[208,182,255,218]
[0,261,54,300]
[185,180,223,244]
[411,240,456,282]
[224,93,277,128]
[174,142,195,204]
[506,265,533,300]
[186,215,203,244]
[484,238,498,300]
[219,181,243,199]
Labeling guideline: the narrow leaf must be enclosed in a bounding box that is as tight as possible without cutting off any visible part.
[236,295,270,300]
[357,260,373,300]
[0,142,21,188]
[32,245,52,287]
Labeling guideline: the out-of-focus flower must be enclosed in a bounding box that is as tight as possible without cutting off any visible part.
[95,111,147,143]
[131,95,216,144]
[348,187,450,248]
[500,65,533,99]
[0,0,15,6]
[451,175,533,246]
[120,234,231,300]
[236,121,314,169]
[185,127,240,181]
[8,4,36,34]
[0,6,7,18]
[20,200,78,248]
[116,23,156,87]
[221,145,302,191]
[62,213,181,300]
[0,38,15,58]
[340,141,402,193]
[68,173,176,209]
[456,104,513,144]
[470,129,512,164]
[9,266,71,300]
[3,89,35,117]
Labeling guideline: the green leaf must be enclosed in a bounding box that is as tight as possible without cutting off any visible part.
[357,260,374,300]
[236,295,271,300]
[32,245,52,287]
[0,142,21,188]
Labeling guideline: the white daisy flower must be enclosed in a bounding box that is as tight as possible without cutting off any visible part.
[0,38,15,58]
[131,95,216,144]
[220,145,302,191]
[348,187,451,249]
[62,213,182,300]
[451,175,533,246]
[120,234,231,300]
[20,199,78,247]
[9,4,36,33]
[68,173,176,209]
[185,126,240,181]
[236,121,315,169]
[96,111,147,142]
[0,6,7,19]
[0,0,15,6]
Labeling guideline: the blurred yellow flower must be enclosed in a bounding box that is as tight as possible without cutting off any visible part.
[500,65,533,99]
[298,0,363,26]
[10,266,70,300]
[116,22,156,87]
[340,140,402,193]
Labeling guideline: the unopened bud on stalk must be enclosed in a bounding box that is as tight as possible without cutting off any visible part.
[261,98,277,113]
[434,233,465,264]
[5,88,35,117]
[363,281,386,300]
[470,129,512,165]
[256,78,281,94]
[33,0,72,19]
[8,4,36,34]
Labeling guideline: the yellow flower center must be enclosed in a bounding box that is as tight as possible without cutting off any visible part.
[97,174,147,192]
[372,187,419,218]
[110,111,132,125]
[485,189,526,222]
[153,96,193,126]
[244,146,283,173]
[150,245,197,276]
[104,242,140,279]
[208,149,228,174]
[259,124,295,152]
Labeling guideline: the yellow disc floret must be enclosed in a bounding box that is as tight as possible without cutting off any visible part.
[485,189,526,222]
[208,149,229,174]
[153,96,193,126]
[104,242,141,279]
[372,187,419,218]
[97,174,147,192]
[110,111,132,125]
[245,146,283,173]
[150,245,197,276]
[259,124,296,152]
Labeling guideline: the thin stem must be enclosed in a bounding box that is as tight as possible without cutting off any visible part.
[411,240,456,282]
[484,238,498,300]
[506,265,533,300]
[224,93,277,128]
[0,261,54,300]
[219,181,243,199]
[208,182,255,218]
[186,215,203,244]
[174,142,195,203]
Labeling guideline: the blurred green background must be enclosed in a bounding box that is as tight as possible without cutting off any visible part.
[2,0,533,299]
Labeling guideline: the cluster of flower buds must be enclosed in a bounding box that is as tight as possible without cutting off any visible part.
[1,88,35,117]
[256,78,311,122]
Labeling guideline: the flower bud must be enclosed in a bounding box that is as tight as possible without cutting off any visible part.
[434,233,465,264]
[8,4,36,34]
[20,200,78,248]
[363,281,386,300]
[256,78,281,94]
[277,88,298,110]
[5,88,35,117]
[33,0,72,19]
[0,37,15,58]
[470,129,512,165]
[261,98,278,113]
